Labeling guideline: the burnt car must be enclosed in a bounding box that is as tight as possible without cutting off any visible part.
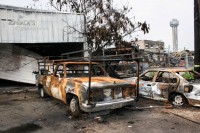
[37,61,137,116]
[134,68,200,107]
[108,63,138,78]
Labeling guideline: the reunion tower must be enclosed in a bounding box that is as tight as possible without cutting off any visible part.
[170,19,179,52]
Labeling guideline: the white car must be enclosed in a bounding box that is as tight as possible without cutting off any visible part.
[128,68,200,107]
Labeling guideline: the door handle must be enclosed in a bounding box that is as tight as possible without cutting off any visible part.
[147,84,151,86]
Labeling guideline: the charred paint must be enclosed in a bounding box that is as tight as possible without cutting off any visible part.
[38,61,137,113]
[139,68,200,106]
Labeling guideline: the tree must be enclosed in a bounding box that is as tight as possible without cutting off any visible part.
[38,0,149,51]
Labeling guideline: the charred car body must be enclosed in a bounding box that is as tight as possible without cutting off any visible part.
[36,50,139,116]
[132,68,200,107]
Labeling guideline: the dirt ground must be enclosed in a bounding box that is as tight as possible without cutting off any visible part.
[0,86,200,133]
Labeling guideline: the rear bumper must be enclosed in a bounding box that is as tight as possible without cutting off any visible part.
[80,97,135,112]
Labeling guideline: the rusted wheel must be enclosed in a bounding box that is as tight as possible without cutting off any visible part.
[69,96,80,117]
[170,94,187,107]
[40,87,47,98]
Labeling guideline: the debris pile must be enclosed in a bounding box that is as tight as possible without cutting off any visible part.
[141,50,194,70]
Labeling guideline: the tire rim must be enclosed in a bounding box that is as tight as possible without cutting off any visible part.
[172,95,183,106]
[40,88,44,97]
[70,99,76,112]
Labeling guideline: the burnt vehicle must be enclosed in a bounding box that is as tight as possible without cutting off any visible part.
[36,50,139,116]
[132,68,200,107]
[34,58,55,89]
[108,63,138,78]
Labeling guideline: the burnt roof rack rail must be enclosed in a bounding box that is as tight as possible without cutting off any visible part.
[39,49,142,63]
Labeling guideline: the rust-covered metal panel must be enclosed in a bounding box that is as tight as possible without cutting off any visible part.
[38,61,137,114]
[0,4,85,43]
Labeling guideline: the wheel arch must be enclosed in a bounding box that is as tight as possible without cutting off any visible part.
[38,84,43,90]
[168,91,188,104]
[66,93,79,105]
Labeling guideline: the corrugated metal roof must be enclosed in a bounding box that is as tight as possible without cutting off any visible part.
[0,4,83,15]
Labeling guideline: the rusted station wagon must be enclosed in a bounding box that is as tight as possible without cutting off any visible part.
[37,61,137,116]
[135,68,200,107]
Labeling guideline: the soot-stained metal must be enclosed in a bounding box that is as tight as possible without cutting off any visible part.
[36,49,140,116]
[131,68,200,107]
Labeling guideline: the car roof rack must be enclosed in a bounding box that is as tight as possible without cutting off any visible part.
[36,47,142,104]
[40,48,142,62]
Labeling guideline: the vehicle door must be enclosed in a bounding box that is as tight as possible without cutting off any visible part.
[50,64,66,102]
[139,70,157,98]
[153,71,178,100]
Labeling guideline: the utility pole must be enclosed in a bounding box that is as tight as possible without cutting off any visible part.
[194,0,200,72]
[168,45,170,67]
[184,47,189,68]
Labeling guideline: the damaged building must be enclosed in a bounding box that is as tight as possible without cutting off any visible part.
[133,40,194,70]
[134,40,165,69]
[0,4,86,84]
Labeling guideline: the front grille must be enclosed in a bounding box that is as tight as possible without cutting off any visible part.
[90,87,134,102]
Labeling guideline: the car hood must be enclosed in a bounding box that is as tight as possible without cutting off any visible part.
[72,77,136,88]
[123,77,138,82]
[191,84,200,90]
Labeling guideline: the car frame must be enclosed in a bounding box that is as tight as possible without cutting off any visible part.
[37,61,138,116]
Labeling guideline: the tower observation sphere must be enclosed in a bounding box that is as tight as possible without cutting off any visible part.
[170,19,179,27]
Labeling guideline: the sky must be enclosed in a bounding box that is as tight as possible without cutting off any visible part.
[0,0,194,51]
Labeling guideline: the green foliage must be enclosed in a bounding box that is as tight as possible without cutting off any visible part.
[181,72,194,80]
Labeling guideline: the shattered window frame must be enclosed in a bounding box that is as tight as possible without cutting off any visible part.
[54,64,65,78]
[65,63,107,77]
[140,70,157,81]
[155,71,178,83]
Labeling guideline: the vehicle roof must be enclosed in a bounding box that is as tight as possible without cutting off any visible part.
[147,67,195,73]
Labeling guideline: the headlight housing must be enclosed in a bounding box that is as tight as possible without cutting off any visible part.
[184,85,193,93]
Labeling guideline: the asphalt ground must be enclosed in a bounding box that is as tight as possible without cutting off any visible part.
[0,84,200,133]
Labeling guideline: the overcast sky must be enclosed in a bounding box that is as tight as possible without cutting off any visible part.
[0,0,194,51]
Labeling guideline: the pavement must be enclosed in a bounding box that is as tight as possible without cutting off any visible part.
[0,85,37,95]
[0,91,200,133]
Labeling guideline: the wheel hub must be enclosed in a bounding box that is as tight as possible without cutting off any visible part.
[173,95,183,106]
[70,99,76,112]
[40,89,44,97]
